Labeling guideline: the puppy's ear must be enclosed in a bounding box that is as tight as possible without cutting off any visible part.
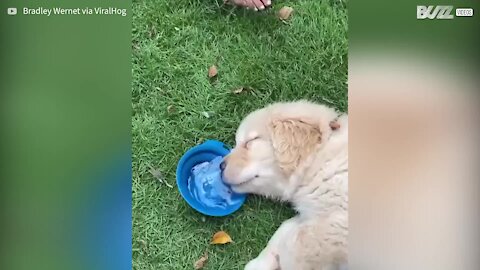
[268,119,322,176]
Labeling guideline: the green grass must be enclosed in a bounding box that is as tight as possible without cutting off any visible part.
[132,0,347,269]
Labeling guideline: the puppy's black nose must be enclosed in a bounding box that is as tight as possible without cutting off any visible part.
[220,161,227,170]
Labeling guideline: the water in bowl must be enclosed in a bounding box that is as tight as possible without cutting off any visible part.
[187,156,242,209]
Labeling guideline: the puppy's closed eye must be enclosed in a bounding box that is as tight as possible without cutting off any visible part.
[244,136,260,149]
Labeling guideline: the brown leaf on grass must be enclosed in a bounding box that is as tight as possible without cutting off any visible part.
[167,105,176,114]
[138,239,148,251]
[201,111,211,118]
[208,65,218,78]
[278,6,294,20]
[149,167,163,180]
[232,87,245,94]
[149,25,157,39]
[194,251,209,269]
[149,167,173,188]
[211,231,233,245]
[232,87,254,94]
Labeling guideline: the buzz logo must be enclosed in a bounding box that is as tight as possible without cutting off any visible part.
[417,5,454,19]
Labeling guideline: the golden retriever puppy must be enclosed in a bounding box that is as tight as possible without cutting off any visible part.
[222,100,348,270]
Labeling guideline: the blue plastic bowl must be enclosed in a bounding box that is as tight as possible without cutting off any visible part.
[176,140,247,217]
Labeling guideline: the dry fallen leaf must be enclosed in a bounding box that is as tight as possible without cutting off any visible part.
[232,87,245,94]
[278,6,294,20]
[149,167,163,180]
[149,167,173,188]
[208,65,218,78]
[138,239,148,251]
[194,251,209,269]
[211,231,233,245]
[167,105,176,113]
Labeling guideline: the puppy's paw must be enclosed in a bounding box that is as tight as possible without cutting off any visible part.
[231,185,249,194]
[244,259,262,270]
[244,254,279,270]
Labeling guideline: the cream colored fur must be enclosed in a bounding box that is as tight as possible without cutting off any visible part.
[223,100,348,270]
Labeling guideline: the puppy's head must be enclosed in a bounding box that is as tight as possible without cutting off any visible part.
[222,101,338,198]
